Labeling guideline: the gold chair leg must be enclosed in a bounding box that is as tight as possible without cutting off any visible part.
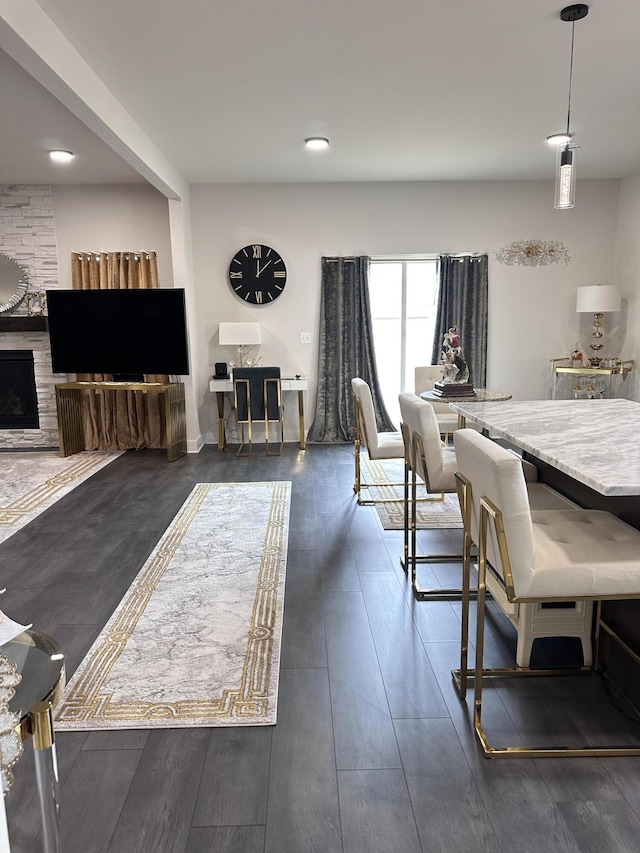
[265,418,284,456]
[454,526,640,758]
[236,422,253,457]
[404,466,465,600]
[451,527,474,700]
[353,437,362,501]
[473,553,489,752]
[401,458,410,573]
[354,450,408,507]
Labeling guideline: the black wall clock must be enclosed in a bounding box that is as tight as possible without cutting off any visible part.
[228,244,287,305]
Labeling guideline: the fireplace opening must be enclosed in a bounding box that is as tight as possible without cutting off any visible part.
[0,350,40,430]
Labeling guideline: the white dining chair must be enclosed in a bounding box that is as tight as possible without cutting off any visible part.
[452,428,640,758]
[414,365,458,440]
[398,392,463,599]
[351,377,404,505]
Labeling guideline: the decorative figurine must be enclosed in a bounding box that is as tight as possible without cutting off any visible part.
[571,342,584,368]
[440,326,470,384]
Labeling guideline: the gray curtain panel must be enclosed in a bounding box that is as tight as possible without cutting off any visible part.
[431,254,488,387]
[307,256,395,443]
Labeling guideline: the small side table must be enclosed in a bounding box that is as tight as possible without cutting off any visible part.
[5,629,65,853]
[420,388,512,428]
[550,358,634,399]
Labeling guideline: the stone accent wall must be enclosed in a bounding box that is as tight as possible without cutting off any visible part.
[0,185,63,449]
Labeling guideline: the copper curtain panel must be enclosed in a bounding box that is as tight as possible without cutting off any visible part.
[431,254,488,387]
[70,251,168,451]
[307,256,394,443]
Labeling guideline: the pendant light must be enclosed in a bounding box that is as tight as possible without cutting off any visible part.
[553,4,589,210]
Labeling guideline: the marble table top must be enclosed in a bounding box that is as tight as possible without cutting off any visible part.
[448,398,640,496]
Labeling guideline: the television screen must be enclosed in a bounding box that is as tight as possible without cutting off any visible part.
[46,288,190,377]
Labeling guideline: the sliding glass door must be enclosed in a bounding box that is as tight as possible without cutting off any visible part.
[368,259,438,426]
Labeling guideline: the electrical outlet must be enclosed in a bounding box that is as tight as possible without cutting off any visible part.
[300,332,312,344]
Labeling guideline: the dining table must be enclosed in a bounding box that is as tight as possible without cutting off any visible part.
[447,398,640,496]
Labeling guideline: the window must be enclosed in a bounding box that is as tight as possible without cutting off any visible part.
[368,258,439,426]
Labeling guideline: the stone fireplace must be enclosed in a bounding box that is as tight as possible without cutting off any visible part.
[0,184,63,449]
[0,331,60,448]
[0,350,39,429]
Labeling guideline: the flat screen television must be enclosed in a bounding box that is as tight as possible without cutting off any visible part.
[46,288,190,379]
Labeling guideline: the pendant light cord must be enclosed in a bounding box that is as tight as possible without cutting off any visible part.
[565,20,576,137]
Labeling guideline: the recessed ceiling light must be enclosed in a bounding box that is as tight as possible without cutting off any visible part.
[49,149,75,163]
[546,133,573,147]
[304,137,330,150]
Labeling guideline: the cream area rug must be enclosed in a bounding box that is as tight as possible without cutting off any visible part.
[55,481,291,730]
[361,456,462,530]
[0,451,123,545]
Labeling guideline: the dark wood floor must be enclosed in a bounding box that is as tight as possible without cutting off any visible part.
[3,443,640,853]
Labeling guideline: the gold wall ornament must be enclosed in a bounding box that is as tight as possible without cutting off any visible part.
[493,240,570,267]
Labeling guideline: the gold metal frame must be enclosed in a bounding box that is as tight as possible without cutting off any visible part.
[234,377,284,457]
[550,357,634,378]
[55,381,187,462]
[452,483,640,758]
[400,422,467,601]
[352,394,404,505]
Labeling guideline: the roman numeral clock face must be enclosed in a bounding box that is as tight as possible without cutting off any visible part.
[228,244,287,305]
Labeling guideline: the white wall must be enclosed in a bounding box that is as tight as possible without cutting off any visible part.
[191,178,622,439]
[613,170,640,400]
[52,185,174,288]
[47,179,629,447]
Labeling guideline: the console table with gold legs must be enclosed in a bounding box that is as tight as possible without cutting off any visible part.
[55,381,187,462]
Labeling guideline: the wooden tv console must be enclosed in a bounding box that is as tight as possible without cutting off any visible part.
[55,381,187,462]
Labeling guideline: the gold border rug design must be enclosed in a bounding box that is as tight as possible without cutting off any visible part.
[55,481,291,730]
[361,456,462,530]
[0,451,123,545]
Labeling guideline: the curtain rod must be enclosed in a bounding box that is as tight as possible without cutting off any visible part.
[371,253,439,261]
[371,252,485,261]
[439,252,486,258]
[72,251,156,261]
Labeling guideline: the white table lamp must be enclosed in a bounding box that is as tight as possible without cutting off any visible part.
[576,284,621,366]
[218,322,262,367]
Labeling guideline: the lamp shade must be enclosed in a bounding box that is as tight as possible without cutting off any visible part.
[576,285,621,314]
[218,322,261,345]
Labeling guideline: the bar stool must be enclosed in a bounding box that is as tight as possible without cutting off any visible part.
[351,378,404,505]
[413,366,458,442]
[452,428,640,758]
[398,393,463,599]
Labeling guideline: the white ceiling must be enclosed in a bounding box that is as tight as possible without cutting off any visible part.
[2,0,639,188]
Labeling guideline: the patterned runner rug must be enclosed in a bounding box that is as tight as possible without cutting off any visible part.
[55,481,291,730]
[0,451,123,545]
[361,456,462,530]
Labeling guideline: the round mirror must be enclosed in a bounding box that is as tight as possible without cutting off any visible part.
[0,253,29,313]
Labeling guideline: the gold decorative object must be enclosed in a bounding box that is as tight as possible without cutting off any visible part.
[26,291,46,316]
[494,240,570,267]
